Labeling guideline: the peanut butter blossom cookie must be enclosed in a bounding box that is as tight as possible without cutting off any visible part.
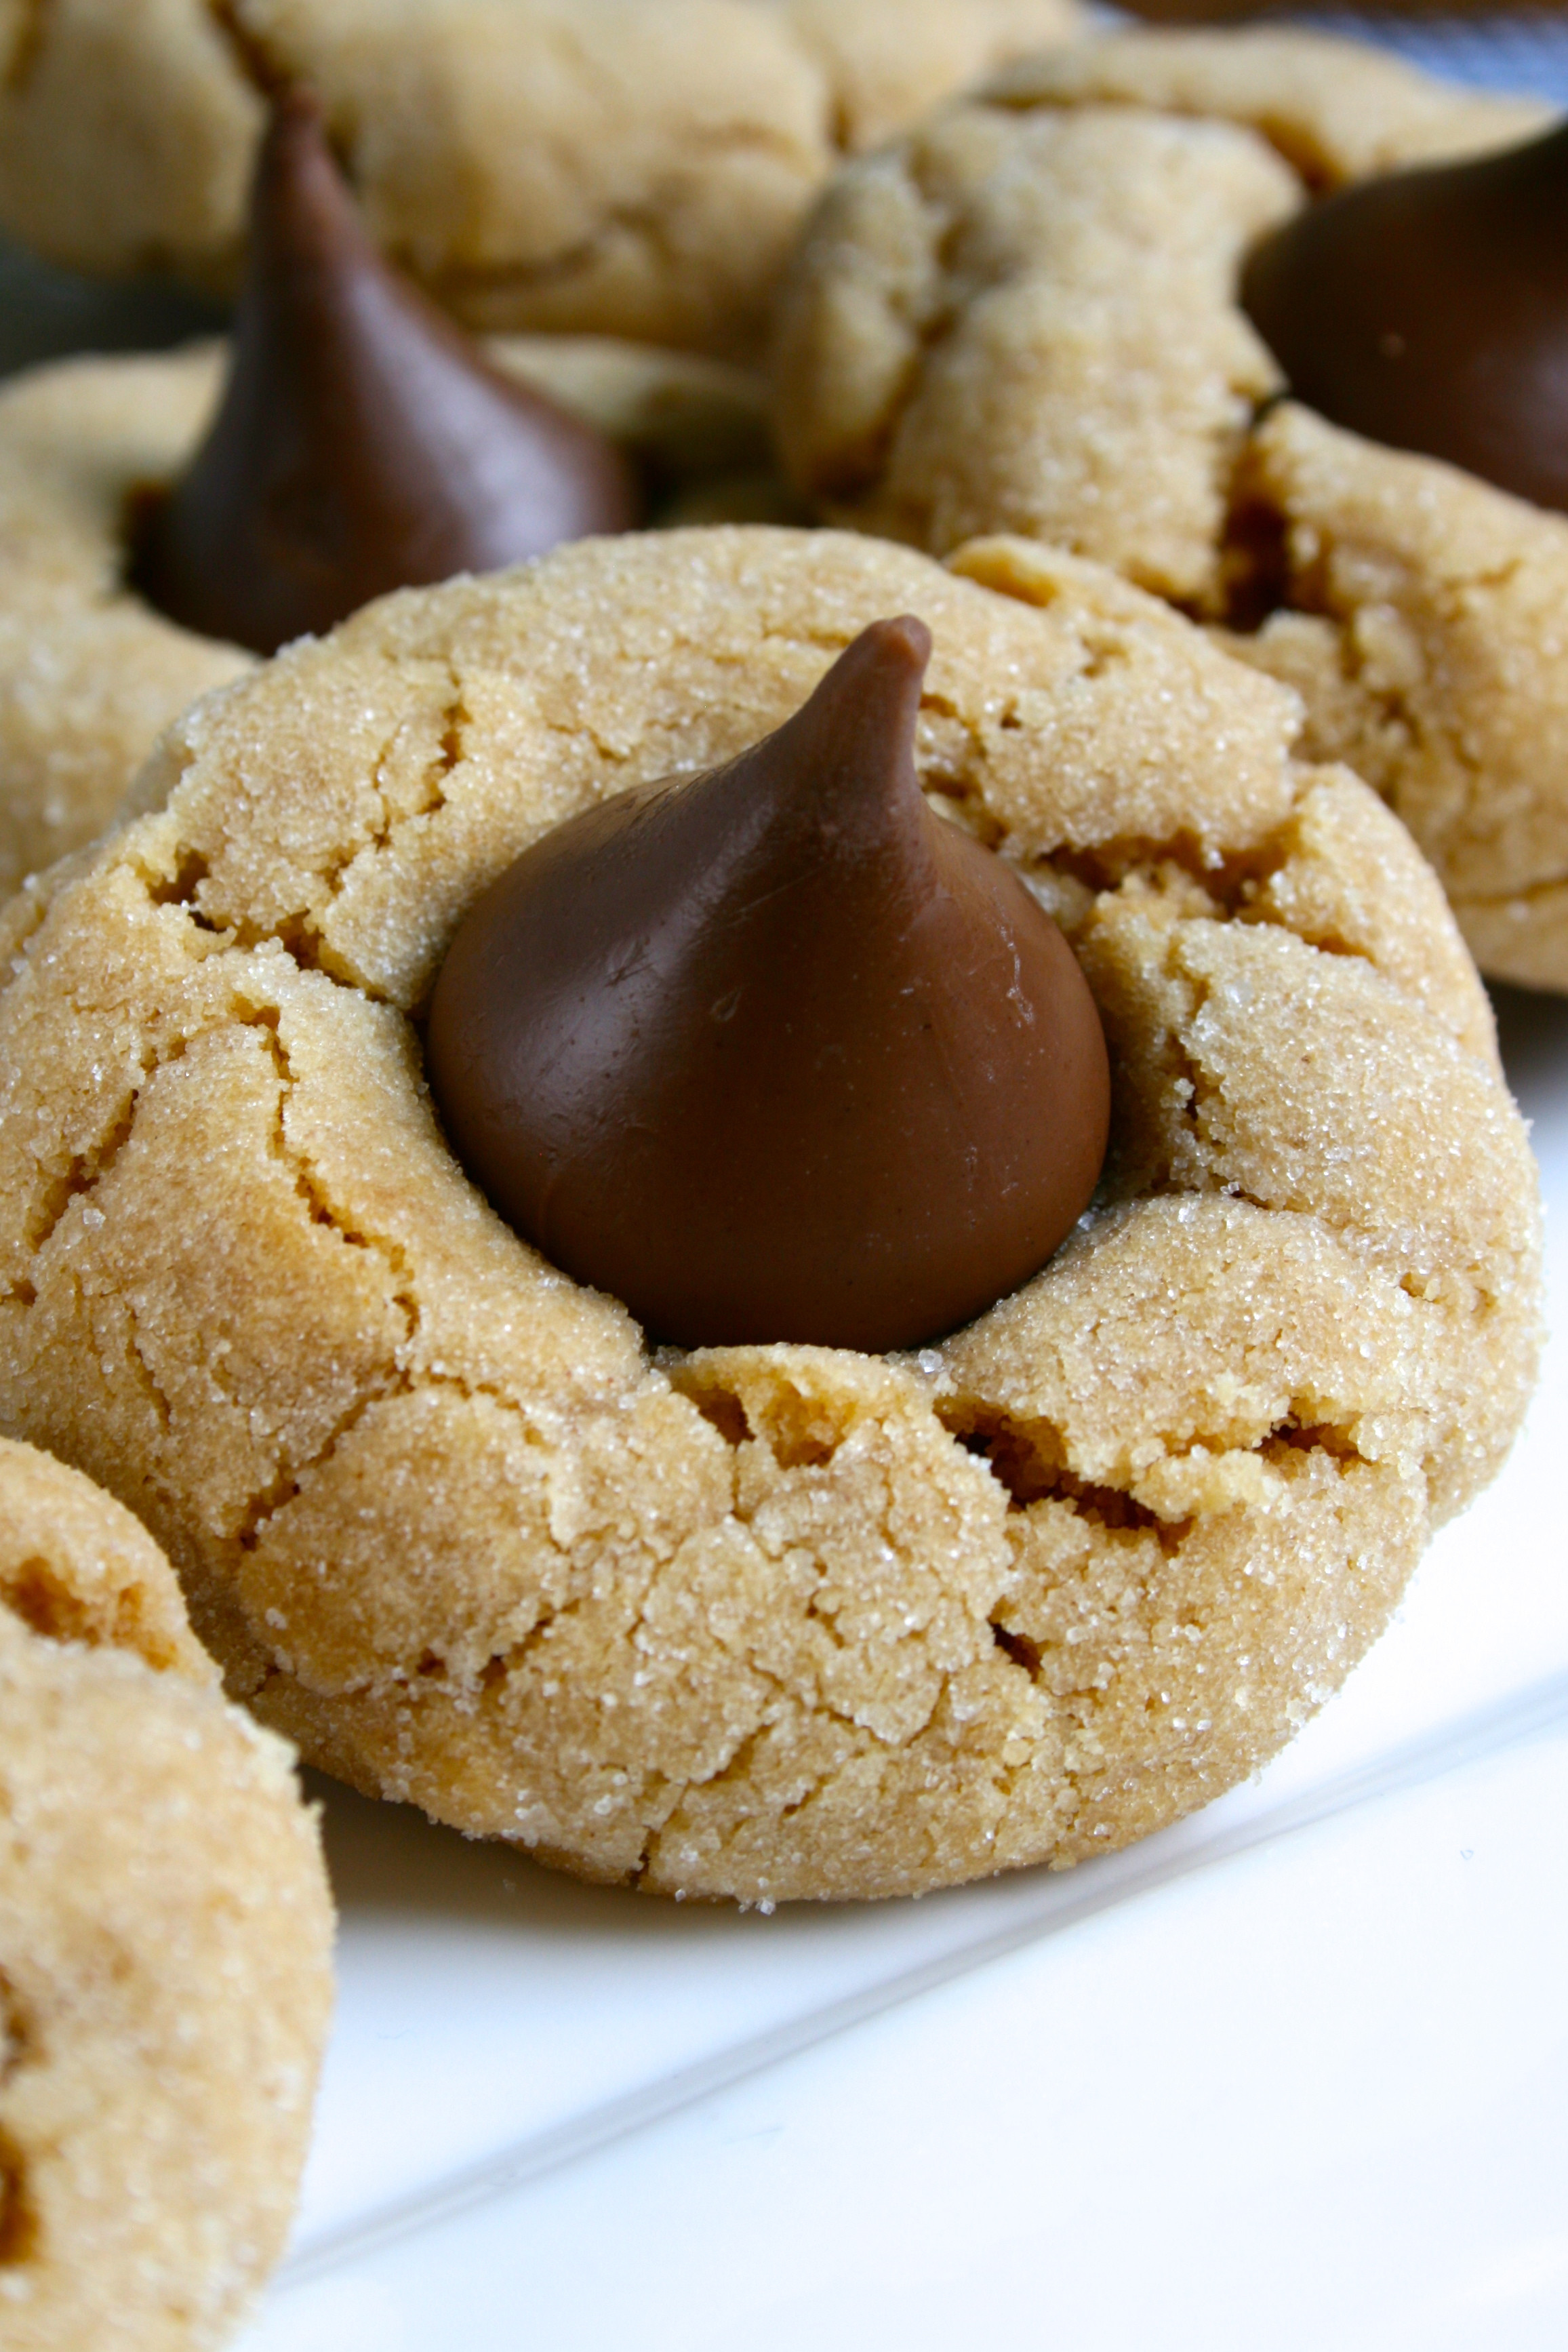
[0,1437,334,2351]
[0,527,1541,1904]
[773,28,1568,991]
[0,86,778,900]
[0,0,1081,359]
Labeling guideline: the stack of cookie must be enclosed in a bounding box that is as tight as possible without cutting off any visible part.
[0,1,1556,2336]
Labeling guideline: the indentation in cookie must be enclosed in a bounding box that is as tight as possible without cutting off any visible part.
[949,1411,1161,1524]
[0,1971,32,2088]
[0,1975,39,2273]
[942,1399,1202,1560]
[3,1555,106,1644]
[990,1620,1042,1677]
[142,847,214,915]
[206,0,287,99]
[676,1357,860,1473]
[0,2130,37,2266]
[1215,472,1293,633]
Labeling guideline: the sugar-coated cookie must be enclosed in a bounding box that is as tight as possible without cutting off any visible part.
[0,1437,334,2351]
[0,527,1541,1903]
[772,29,1568,990]
[0,334,778,900]
[0,0,1081,359]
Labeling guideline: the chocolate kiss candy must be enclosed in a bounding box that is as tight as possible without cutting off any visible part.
[134,88,639,655]
[1242,121,1568,514]
[426,617,1110,1353]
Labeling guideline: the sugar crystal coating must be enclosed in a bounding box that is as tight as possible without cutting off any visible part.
[0,1439,334,2351]
[0,527,1541,1902]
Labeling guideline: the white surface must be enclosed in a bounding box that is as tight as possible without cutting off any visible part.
[249,1713,1568,2352]
[231,980,1568,2349]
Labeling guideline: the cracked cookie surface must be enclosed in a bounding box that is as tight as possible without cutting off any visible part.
[0,525,1541,1903]
[0,0,1080,359]
[0,1436,333,2352]
[772,27,1568,989]
[0,333,780,900]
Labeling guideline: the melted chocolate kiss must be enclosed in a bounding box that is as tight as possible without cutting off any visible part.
[134,88,639,655]
[1242,121,1568,513]
[426,618,1110,1353]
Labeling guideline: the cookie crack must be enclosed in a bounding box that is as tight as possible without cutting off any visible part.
[423,121,822,306]
[203,0,291,98]
[717,1469,986,1755]
[991,1620,1043,1677]
[942,1401,1187,1538]
[660,1713,776,1810]
[235,1384,404,1562]
[14,1033,197,1279]
[798,164,957,506]
[1154,942,1499,1302]
[322,671,464,908]
[241,1007,409,1308]
[121,1300,176,1441]
[0,2126,37,2268]
[1214,445,1295,635]
[640,1711,842,1889]
[1146,947,1338,1224]
[469,1577,870,1890]
[1059,819,1393,987]
[943,1370,1370,1594]
[422,198,675,308]
[200,1003,441,1559]
[0,1970,34,2090]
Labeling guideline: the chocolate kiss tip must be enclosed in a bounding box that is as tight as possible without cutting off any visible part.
[132,85,639,656]
[425,619,1111,1355]
[847,612,933,673]
[767,612,934,830]
[267,77,328,150]
[821,610,934,727]
[1241,119,1568,516]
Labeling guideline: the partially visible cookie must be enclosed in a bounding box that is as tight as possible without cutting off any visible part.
[0,353,247,904]
[773,29,1546,584]
[771,28,1568,988]
[0,0,1082,359]
[0,525,1540,1903]
[0,332,779,900]
[1213,403,1568,995]
[0,1436,334,2351]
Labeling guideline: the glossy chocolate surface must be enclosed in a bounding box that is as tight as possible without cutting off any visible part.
[134,89,639,656]
[1242,121,1568,514]
[426,618,1110,1353]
